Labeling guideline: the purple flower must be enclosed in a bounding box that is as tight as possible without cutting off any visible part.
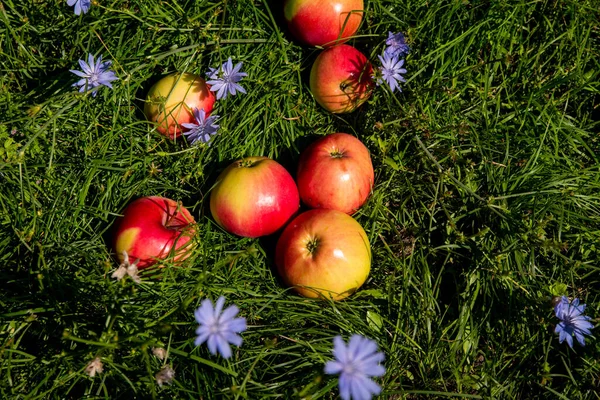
[325,335,386,400]
[67,0,91,15]
[70,54,118,97]
[554,296,594,348]
[384,32,410,58]
[194,296,246,358]
[181,108,220,145]
[377,53,407,93]
[206,57,247,100]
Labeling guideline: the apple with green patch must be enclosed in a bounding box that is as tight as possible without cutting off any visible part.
[275,208,371,300]
[144,72,215,139]
[210,156,300,238]
[284,0,364,47]
[310,44,374,113]
[113,196,196,268]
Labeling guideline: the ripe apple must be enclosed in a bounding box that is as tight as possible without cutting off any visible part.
[284,0,364,47]
[297,133,374,214]
[309,44,374,113]
[144,72,216,139]
[275,209,371,300]
[113,196,196,269]
[210,157,300,238]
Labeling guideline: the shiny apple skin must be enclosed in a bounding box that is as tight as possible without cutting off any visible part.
[284,0,364,47]
[309,44,374,113]
[113,196,196,269]
[275,209,371,300]
[210,157,300,238]
[144,73,216,139]
[297,133,374,214]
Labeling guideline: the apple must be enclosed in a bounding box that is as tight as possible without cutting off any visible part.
[113,196,196,269]
[275,209,371,300]
[297,133,374,214]
[210,157,300,238]
[144,72,216,139]
[309,44,374,113]
[284,0,364,47]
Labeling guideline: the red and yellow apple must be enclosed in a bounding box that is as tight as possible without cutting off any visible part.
[284,0,364,47]
[113,196,196,269]
[297,133,374,214]
[309,44,374,113]
[210,157,300,238]
[275,209,371,300]
[144,72,215,139]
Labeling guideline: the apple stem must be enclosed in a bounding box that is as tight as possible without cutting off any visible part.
[306,238,320,255]
[238,159,257,168]
[330,150,345,158]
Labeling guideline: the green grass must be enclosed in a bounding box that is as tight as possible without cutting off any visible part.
[1,0,600,398]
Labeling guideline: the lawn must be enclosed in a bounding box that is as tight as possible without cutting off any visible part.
[1,0,600,398]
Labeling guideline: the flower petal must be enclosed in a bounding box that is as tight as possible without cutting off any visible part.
[87,53,96,72]
[354,337,378,361]
[227,317,247,334]
[215,85,227,100]
[216,335,233,359]
[78,59,92,75]
[338,373,352,400]
[70,69,89,78]
[574,330,587,346]
[194,328,211,346]
[347,335,364,360]
[324,360,343,375]
[219,304,240,323]
[195,299,215,325]
[332,336,348,364]
[225,57,234,74]
[206,334,219,355]
[181,122,199,130]
[349,375,376,400]
[223,331,243,347]
[565,333,574,348]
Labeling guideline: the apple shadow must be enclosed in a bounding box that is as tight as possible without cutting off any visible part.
[258,225,297,295]
[102,203,127,265]
[263,0,293,46]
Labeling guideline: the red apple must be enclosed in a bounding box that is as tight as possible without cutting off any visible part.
[284,0,364,47]
[275,209,371,300]
[297,133,374,214]
[113,196,196,269]
[210,157,300,238]
[309,44,374,113]
[144,72,216,139]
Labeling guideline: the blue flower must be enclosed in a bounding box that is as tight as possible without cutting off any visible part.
[325,335,386,400]
[67,0,91,15]
[206,57,248,100]
[554,296,594,348]
[384,32,410,58]
[194,296,246,358]
[70,54,118,97]
[377,53,407,93]
[181,108,220,145]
